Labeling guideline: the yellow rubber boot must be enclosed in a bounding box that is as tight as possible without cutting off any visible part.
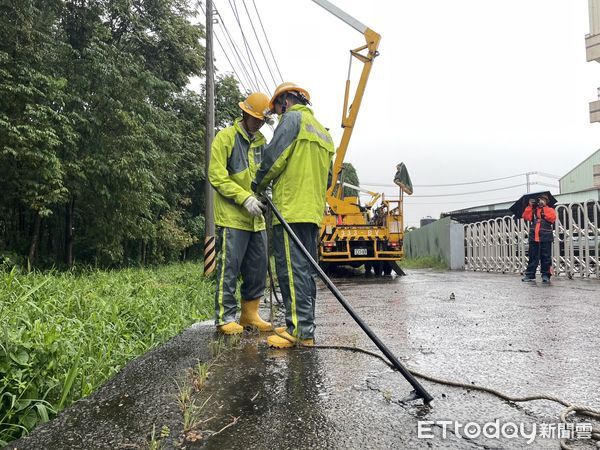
[274,326,286,334]
[217,322,243,335]
[239,299,272,332]
[267,330,314,348]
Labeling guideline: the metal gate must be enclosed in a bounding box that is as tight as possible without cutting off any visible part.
[465,200,600,278]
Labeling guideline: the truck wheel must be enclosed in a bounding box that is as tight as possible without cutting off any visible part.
[364,262,373,276]
[320,262,337,275]
[382,261,392,276]
[372,261,382,277]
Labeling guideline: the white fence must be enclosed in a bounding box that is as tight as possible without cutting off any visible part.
[465,200,600,278]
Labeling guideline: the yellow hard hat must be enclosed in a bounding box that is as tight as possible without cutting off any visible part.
[269,82,311,111]
[239,92,271,120]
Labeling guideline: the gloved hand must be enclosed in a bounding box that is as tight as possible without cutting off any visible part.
[243,195,266,217]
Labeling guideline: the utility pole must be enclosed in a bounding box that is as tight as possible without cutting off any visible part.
[203,0,216,276]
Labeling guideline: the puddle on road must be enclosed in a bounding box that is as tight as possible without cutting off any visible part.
[184,335,335,448]
[182,331,431,449]
[184,270,600,449]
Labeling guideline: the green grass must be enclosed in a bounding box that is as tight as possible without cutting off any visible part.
[0,262,214,446]
[401,256,448,270]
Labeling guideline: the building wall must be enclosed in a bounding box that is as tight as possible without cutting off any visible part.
[588,1,600,120]
[554,188,600,204]
[590,0,600,36]
[559,149,600,193]
[404,217,465,270]
[453,200,514,213]
[444,188,600,218]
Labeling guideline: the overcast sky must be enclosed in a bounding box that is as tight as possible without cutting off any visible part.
[202,0,600,227]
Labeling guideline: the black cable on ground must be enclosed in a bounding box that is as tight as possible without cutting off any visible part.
[307,343,600,449]
[260,200,599,449]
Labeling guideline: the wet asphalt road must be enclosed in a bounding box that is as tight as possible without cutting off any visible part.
[10,269,600,450]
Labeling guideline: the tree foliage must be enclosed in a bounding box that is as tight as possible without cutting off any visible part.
[0,0,243,268]
[341,162,360,198]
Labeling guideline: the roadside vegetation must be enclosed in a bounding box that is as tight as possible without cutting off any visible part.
[148,335,243,448]
[401,256,448,270]
[0,1,244,269]
[0,262,213,446]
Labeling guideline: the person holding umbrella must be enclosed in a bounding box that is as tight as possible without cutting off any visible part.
[521,193,557,283]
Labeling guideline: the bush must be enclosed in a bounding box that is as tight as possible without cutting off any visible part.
[0,262,213,446]
[401,256,448,270]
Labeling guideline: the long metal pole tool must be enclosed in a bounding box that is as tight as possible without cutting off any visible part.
[263,196,433,404]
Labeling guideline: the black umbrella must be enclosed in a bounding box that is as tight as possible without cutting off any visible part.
[509,191,558,218]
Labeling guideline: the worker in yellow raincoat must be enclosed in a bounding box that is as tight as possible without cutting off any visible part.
[252,82,335,348]
[209,92,273,335]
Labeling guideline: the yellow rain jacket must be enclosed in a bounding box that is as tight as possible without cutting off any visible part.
[252,104,334,225]
[208,118,266,232]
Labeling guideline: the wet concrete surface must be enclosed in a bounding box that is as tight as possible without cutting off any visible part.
[10,270,600,449]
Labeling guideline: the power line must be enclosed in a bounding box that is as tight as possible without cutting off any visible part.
[535,171,561,179]
[227,0,272,93]
[241,0,278,88]
[215,19,255,90]
[227,0,260,90]
[363,173,526,188]
[251,0,283,82]
[205,0,281,95]
[214,5,260,91]
[404,199,514,205]
[535,181,560,188]
[362,171,561,188]
[356,181,559,199]
[357,193,520,205]
[199,2,250,92]
[213,28,249,92]
[218,16,258,91]
[365,183,525,198]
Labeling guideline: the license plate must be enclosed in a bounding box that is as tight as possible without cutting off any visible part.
[353,248,368,256]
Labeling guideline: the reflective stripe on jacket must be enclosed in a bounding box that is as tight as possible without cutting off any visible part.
[208,118,266,232]
[522,205,556,242]
[252,104,335,225]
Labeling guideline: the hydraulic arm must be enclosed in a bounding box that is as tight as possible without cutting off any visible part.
[312,0,381,213]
